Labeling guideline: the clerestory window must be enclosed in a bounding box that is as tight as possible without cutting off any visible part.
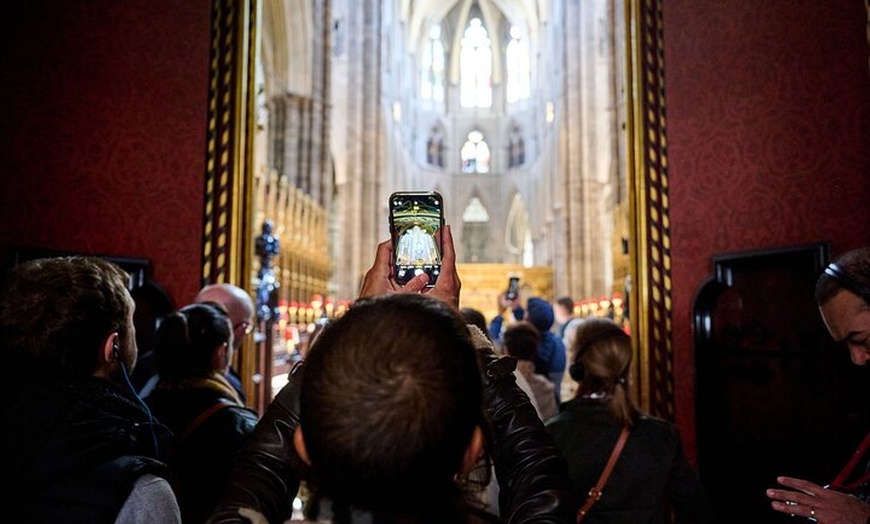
[421,24,445,102]
[459,18,492,108]
[506,25,530,103]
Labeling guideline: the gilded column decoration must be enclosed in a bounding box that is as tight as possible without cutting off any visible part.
[628,0,673,419]
[202,0,258,286]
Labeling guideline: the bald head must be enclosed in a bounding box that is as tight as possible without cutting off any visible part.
[195,283,255,350]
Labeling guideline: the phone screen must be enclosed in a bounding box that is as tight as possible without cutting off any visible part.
[389,191,444,287]
[506,276,520,300]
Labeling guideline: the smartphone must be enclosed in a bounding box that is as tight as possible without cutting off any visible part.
[506,276,520,300]
[389,191,444,287]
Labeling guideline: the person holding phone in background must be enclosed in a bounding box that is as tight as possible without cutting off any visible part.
[490,293,567,404]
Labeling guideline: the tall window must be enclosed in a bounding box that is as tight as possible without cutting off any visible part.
[461,130,490,173]
[506,26,530,103]
[421,24,445,102]
[460,18,492,108]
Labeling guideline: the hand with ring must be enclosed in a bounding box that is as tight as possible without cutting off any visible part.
[766,475,870,523]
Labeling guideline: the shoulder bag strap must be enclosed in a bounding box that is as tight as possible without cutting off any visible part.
[576,426,630,523]
[176,399,234,447]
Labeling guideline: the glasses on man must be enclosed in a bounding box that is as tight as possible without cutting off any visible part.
[234,320,254,335]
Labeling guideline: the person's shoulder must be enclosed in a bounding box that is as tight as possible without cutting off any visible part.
[541,330,565,347]
[637,413,678,429]
[115,473,181,524]
[209,404,259,434]
[543,400,577,427]
[546,398,608,423]
[635,414,683,444]
[233,405,260,428]
[529,371,555,391]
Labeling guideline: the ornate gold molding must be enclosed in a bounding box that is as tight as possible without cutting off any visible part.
[202,0,258,287]
[626,0,673,418]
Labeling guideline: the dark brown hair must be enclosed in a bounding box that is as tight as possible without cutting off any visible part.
[502,320,540,361]
[0,256,131,379]
[300,293,484,517]
[153,302,232,381]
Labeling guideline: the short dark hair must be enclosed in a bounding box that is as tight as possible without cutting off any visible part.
[459,307,489,339]
[154,302,232,381]
[555,296,574,312]
[0,256,131,379]
[300,293,484,514]
[816,247,870,305]
[502,320,540,361]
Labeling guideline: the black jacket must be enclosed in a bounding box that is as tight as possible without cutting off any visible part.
[545,398,716,523]
[146,376,258,524]
[0,377,172,524]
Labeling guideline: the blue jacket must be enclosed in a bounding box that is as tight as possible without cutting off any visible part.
[525,298,567,378]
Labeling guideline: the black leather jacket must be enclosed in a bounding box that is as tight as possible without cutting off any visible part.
[207,326,574,523]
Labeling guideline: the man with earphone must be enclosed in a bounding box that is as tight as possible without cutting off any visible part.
[0,256,181,523]
[767,247,870,524]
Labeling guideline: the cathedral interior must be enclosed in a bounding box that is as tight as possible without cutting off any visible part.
[254,0,632,321]
[1,0,868,521]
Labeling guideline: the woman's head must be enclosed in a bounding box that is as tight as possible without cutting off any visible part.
[297,293,484,514]
[568,317,636,425]
[153,302,233,381]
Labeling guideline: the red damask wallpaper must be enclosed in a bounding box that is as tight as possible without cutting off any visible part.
[1,0,868,467]
[0,0,211,304]
[664,0,870,456]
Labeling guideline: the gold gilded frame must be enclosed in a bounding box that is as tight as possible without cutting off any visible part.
[201,0,258,289]
[203,0,675,418]
[625,0,673,418]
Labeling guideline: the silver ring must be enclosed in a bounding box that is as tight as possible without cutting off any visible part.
[786,501,798,506]
[807,517,817,523]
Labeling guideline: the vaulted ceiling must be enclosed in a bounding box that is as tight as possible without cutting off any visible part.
[402,0,542,52]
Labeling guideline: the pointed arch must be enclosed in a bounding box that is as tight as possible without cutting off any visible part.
[447,0,504,87]
[460,191,492,263]
[505,192,529,265]
[261,0,313,96]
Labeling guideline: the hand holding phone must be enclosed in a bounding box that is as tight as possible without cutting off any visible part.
[389,191,444,288]
[359,225,460,309]
[506,276,520,301]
